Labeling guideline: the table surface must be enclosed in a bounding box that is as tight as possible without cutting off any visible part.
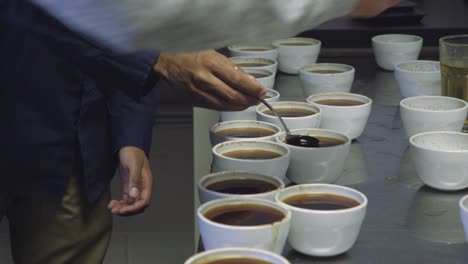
[272,55,468,264]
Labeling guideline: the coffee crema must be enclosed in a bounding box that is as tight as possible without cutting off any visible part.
[205,204,285,226]
[308,69,345,74]
[216,127,275,138]
[315,99,365,106]
[206,179,278,195]
[236,62,271,67]
[222,149,282,160]
[262,108,315,118]
[283,193,360,210]
[196,257,273,264]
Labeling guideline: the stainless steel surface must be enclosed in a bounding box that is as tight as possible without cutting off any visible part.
[274,56,468,263]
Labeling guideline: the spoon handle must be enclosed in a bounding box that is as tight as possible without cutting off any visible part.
[257,96,291,135]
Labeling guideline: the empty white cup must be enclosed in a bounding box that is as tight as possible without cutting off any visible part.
[459,195,468,241]
[229,56,278,75]
[228,44,279,61]
[276,184,367,257]
[212,140,290,182]
[185,247,291,264]
[394,60,441,98]
[256,101,321,130]
[220,89,280,121]
[307,92,372,140]
[210,120,281,147]
[299,63,355,95]
[410,131,468,191]
[198,171,285,204]
[197,198,291,254]
[372,34,423,71]
[273,37,321,74]
[400,96,468,138]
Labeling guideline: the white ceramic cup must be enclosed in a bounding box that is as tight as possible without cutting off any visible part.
[299,63,355,95]
[245,69,275,90]
[410,131,468,191]
[228,44,279,61]
[459,195,468,241]
[198,171,285,204]
[197,198,291,254]
[210,120,282,147]
[400,96,468,138]
[394,60,441,98]
[185,248,291,264]
[372,34,423,71]
[276,129,351,184]
[229,56,278,75]
[307,93,372,140]
[220,89,280,121]
[273,37,321,74]
[212,140,290,182]
[256,101,321,130]
[275,184,367,257]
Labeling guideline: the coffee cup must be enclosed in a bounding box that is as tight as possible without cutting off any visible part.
[198,171,285,204]
[197,198,291,254]
[275,184,367,257]
[394,60,441,98]
[184,247,291,264]
[276,129,351,184]
[212,140,290,182]
[410,131,468,191]
[228,44,279,61]
[307,92,372,140]
[220,89,280,121]
[372,34,423,71]
[210,120,281,147]
[459,194,468,241]
[400,96,468,138]
[272,37,321,74]
[229,56,278,75]
[256,101,321,130]
[245,69,275,90]
[299,63,355,95]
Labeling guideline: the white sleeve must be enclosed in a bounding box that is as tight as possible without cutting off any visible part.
[32,0,358,52]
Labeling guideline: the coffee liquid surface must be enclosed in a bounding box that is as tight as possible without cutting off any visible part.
[284,193,360,210]
[315,99,364,106]
[236,62,271,67]
[206,179,278,194]
[216,128,275,138]
[222,149,282,160]
[249,73,270,78]
[238,48,272,52]
[205,204,285,226]
[285,136,345,148]
[263,108,315,117]
[281,42,314,46]
[196,257,273,264]
[308,70,345,74]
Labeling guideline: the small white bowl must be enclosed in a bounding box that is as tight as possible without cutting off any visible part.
[256,101,321,130]
[272,37,321,74]
[198,171,285,204]
[372,34,423,71]
[400,96,468,138]
[410,131,468,191]
[229,56,278,75]
[210,120,282,147]
[299,63,355,95]
[459,195,468,241]
[185,248,291,264]
[228,44,278,60]
[244,68,275,90]
[394,60,441,98]
[220,89,280,122]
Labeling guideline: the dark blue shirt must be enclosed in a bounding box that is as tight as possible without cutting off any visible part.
[0,1,160,201]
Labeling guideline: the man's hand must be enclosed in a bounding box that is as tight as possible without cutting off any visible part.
[154,49,267,111]
[108,146,153,216]
[349,0,400,17]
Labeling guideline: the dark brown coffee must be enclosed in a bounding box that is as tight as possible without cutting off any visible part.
[206,179,278,194]
[196,257,272,264]
[238,48,272,52]
[281,42,314,46]
[262,108,316,117]
[222,149,282,160]
[205,204,285,226]
[249,72,271,78]
[308,70,345,74]
[283,193,360,210]
[236,62,271,67]
[287,136,346,148]
[216,128,275,138]
[315,99,365,106]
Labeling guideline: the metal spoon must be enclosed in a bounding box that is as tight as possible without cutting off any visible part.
[257,96,319,148]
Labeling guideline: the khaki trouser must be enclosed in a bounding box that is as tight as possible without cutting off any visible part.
[0,174,112,264]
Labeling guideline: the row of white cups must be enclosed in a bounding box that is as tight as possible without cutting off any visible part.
[186,35,468,264]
